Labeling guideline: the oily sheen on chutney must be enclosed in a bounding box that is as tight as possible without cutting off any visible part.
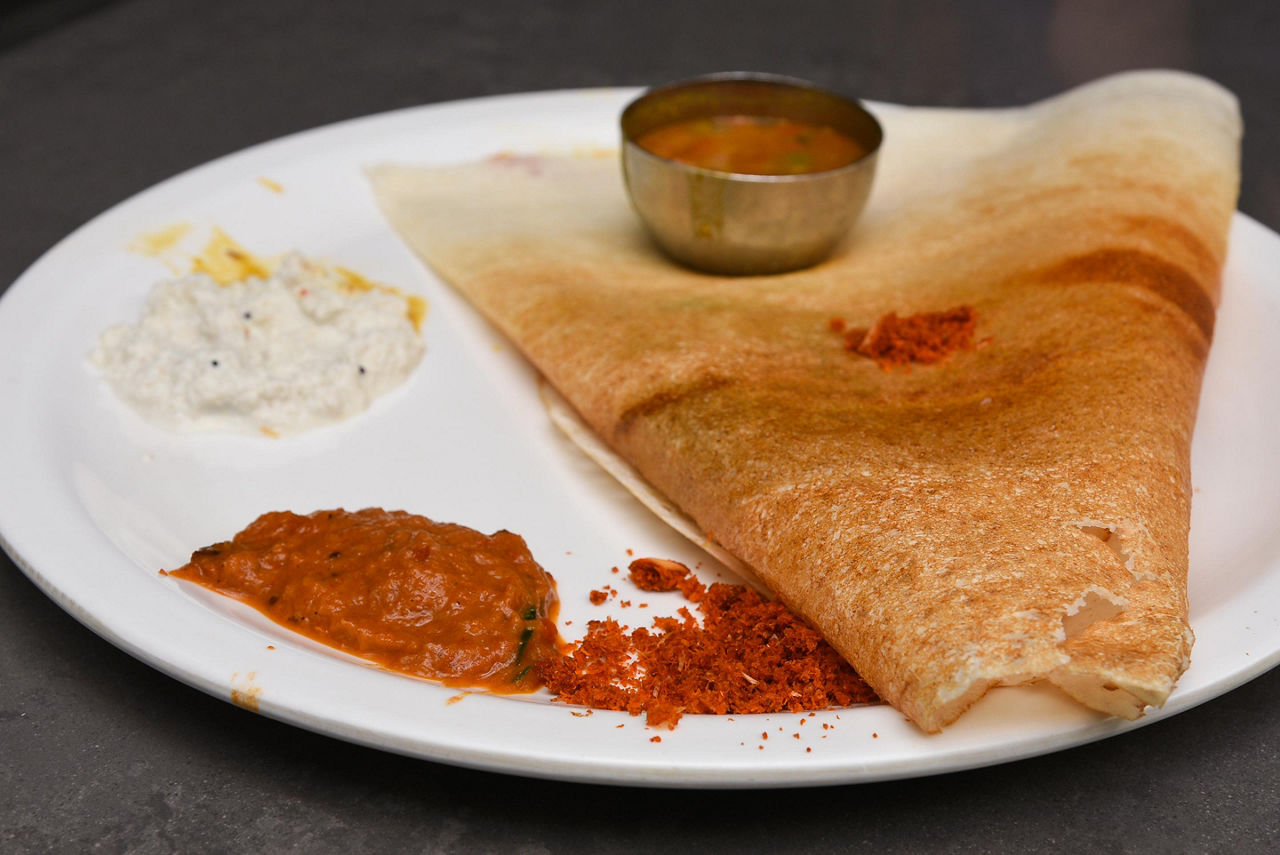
[368,71,1242,731]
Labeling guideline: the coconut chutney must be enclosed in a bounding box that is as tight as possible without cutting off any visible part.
[91,250,425,435]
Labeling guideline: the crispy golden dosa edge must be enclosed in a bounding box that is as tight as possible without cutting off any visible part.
[367,70,1241,731]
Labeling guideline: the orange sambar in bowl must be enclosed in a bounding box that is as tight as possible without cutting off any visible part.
[635,114,866,175]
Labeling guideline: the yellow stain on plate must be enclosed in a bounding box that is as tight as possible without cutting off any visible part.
[128,223,192,273]
[191,227,275,285]
[129,222,191,256]
[404,295,427,332]
[257,176,285,193]
[230,671,262,713]
[334,265,379,293]
[572,145,619,159]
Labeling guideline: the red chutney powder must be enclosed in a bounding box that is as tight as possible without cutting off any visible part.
[834,305,978,370]
[538,558,878,728]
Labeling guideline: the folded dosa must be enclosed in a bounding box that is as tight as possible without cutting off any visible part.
[369,71,1241,731]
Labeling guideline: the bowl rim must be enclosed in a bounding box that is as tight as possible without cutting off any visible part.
[619,71,884,183]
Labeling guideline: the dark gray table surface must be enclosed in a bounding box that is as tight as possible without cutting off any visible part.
[3,1,1278,852]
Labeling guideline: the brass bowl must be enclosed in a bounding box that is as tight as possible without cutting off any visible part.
[620,72,883,276]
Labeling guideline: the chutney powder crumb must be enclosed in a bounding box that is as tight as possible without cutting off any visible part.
[539,558,878,727]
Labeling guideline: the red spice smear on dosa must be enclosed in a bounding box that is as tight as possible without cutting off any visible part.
[539,558,879,727]
[832,305,979,370]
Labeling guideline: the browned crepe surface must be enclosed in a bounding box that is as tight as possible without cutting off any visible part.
[369,71,1241,731]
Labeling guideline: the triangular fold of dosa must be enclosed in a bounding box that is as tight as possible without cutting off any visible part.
[368,70,1240,731]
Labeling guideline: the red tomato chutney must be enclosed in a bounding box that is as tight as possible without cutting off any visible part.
[165,508,562,693]
[635,114,866,175]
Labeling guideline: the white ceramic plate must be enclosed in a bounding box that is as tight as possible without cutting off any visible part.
[1,89,1278,788]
